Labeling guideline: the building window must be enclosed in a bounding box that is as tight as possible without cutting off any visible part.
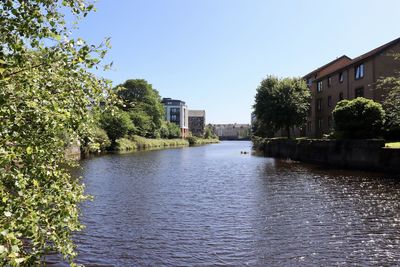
[317,98,322,111]
[327,77,332,87]
[327,96,332,107]
[339,92,344,101]
[317,81,323,92]
[318,118,323,130]
[328,116,332,129]
[355,87,364,98]
[307,78,312,87]
[355,63,364,80]
[339,72,344,83]
[171,114,177,121]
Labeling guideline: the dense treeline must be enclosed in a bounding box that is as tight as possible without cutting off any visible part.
[84,78,217,153]
[91,78,182,152]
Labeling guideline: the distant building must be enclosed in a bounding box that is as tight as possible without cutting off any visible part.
[212,124,251,140]
[188,110,206,137]
[161,98,189,138]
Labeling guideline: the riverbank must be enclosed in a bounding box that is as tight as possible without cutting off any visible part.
[187,136,220,145]
[252,136,400,173]
[68,136,220,159]
[115,135,189,152]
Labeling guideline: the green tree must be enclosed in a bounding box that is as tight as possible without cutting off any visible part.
[159,121,170,139]
[117,79,165,137]
[378,76,400,139]
[204,125,217,139]
[99,110,134,143]
[332,97,385,139]
[253,76,311,138]
[87,126,112,152]
[166,121,181,138]
[129,110,153,137]
[0,0,111,265]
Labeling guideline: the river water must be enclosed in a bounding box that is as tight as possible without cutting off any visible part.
[52,141,400,266]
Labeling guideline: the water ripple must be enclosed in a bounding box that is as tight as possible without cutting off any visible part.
[52,141,400,266]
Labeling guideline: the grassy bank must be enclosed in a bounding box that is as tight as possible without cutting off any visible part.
[385,142,400,149]
[187,136,220,145]
[115,135,189,152]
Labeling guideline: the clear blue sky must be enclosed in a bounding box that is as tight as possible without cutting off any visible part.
[74,0,400,124]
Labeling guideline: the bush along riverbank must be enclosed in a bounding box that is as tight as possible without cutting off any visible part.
[78,135,220,157]
[187,136,220,145]
[252,136,400,173]
[115,135,189,152]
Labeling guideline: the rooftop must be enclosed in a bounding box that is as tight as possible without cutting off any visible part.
[304,37,400,81]
[188,110,205,117]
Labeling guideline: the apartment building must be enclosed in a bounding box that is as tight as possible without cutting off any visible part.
[161,98,189,138]
[304,37,400,138]
[188,110,206,137]
[212,124,251,140]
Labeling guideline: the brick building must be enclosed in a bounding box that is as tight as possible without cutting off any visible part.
[188,110,206,137]
[304,37,400,138]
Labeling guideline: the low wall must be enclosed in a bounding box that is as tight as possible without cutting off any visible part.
[254,138,400,173]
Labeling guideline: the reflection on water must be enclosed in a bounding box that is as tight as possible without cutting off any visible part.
[51,141,400,266]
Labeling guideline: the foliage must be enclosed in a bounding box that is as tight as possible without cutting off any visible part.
[187,136,219,145]
[86,126,111,153]
[115,138,137,152]
[0,1,111,265]
[385,142,400,149]
[253,76,311,138]
[166,122,181,139]
[158,121,170,139]
[128,110,152,137]
[204,125,218,139]
[252,120,275,138]
[99,110,134,143]
[378,76,400,140]
[332,97,385,139]
[115,136,188,151]
[117,79,165,137]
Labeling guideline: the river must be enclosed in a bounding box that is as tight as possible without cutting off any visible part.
[51,141,400,266]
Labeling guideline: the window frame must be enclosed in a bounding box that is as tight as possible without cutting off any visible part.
[355,63,364,80]
[339,72,344,83]
[327,96,332,107]
[317,81,323,92]
[317,98,322,111]
[318,118,323,130]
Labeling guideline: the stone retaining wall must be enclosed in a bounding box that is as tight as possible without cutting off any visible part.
[255,138,400,173]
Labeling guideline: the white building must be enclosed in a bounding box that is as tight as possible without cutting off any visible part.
[161,98,189,138]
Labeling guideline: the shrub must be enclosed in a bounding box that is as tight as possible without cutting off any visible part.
[332,97,385,139]
[159,121,170,138]
[382,86,400,139]
[99,110,134,142]
[166,121,180,139]
[115,138,137,151]
[87,126,111,152]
